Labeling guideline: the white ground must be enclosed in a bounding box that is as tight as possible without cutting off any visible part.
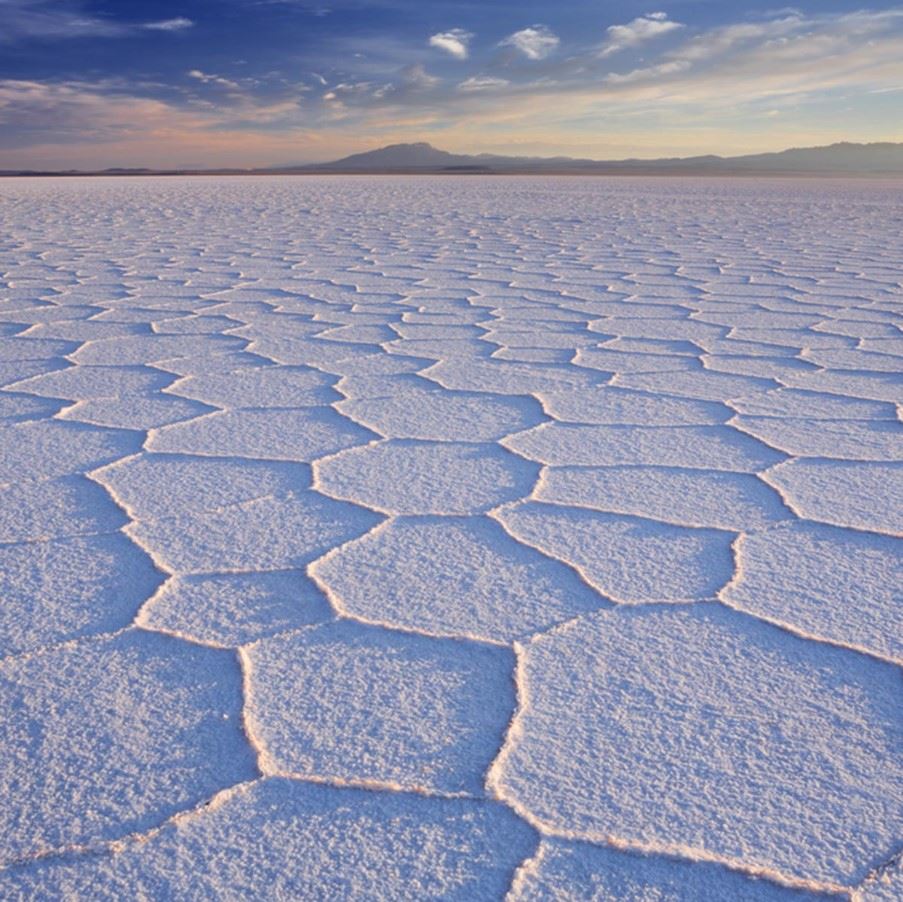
[0,175,900,900]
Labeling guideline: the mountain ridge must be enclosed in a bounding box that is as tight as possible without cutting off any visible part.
[298,140,903,174]
[3,141,903,176]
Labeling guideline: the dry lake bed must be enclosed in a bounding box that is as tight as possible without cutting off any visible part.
[0,175,901,900]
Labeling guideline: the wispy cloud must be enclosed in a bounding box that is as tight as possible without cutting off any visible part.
[402,64,440,90]
[429,29,472,60]
[606,60,690,85]
[144,18,194,33]
[599,12,684,58]
[0,1,194,43]
[188,70,240,91]
[0,0,121,42]
[499,26,559,61]
[458,75,509,92]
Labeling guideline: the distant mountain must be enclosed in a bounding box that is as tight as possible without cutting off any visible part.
[289,140,903,175]
[3,141,903,177]
[721,142,903,172]
[318,142,472,170]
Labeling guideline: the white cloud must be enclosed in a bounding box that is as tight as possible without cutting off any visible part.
[676,20,795,63]
[0,1,195,42]
[429,29,472,60]
[606,59,690,85]
[599,12,683,57]
[499,25,559,60]
[322,81,376,105]
[458,75,509,92]
[143,17,194,32]
[595,9,903,107]
[188,70,241,90]
[402,64,440,89]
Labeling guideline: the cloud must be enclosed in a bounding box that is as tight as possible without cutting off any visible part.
[0,0,123,42]
[591,9,903,108]
[143,18,194,33]
[0,77,328,168]
[458,76,510,92]
[0,1,195,43]
[429,29,472,60]
[3,8,903,168]
[499,25,559,61]
[599,12,683,58]
[188,70,241,91]
[402,64,440,90]
[606,60,690,85]
[0,78,199,147]
[675,20,798,63]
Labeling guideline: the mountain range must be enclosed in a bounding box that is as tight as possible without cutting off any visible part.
[3,141,903,176]
[297,141,903,174]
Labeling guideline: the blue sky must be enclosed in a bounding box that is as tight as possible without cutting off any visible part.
[1,1,902,167]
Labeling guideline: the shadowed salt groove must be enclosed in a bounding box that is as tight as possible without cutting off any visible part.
[1,176,901,899]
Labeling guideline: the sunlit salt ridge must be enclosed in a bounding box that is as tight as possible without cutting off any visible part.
[0,175,901,900]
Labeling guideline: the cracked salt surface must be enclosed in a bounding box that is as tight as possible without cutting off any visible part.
[0,175,900,899]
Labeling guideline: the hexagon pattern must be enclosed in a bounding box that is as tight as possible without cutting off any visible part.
[0,177,900,899]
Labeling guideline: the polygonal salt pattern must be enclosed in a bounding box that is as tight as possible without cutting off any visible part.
[169,365,340,408]
[243,621,514,794]
[617,369,780,400]
[337,384,545,441]
[147,407,375,461]
[0,475,127,543]
[0,391,61,423]
[69,333,246,366]
[513,839,818,901]
[496,501,735,602]
[314,440,539,514]
[0,534,160,656]
[59,394,210,430]
[535,465,792,530]
[765,459,902,535]
[92,453,311,519]
[2,175,902,896]
[128,490,380,574]
[489,605,903,888]
[539,385,728,426]
[503,422,784,471]
[722,522,902,663]
[0,631,257,863]
[311,516,603,642]
[5,365,172,400]
[0,780,537,901]
[732,416,902,461]
[140,571,333,647]
[0,419,142,483]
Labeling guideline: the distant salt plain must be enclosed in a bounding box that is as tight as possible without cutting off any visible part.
[0,175,901,900]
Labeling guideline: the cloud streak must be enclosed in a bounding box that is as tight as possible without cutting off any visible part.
[188,70,240,91]
[144,18,194,33]
[0,1,194,43]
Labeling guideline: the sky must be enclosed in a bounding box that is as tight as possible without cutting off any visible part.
[1,1,903,168]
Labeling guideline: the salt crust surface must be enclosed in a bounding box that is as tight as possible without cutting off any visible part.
[0,176,900,899]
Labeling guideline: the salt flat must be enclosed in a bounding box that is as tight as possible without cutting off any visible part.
[0,175,901,900]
